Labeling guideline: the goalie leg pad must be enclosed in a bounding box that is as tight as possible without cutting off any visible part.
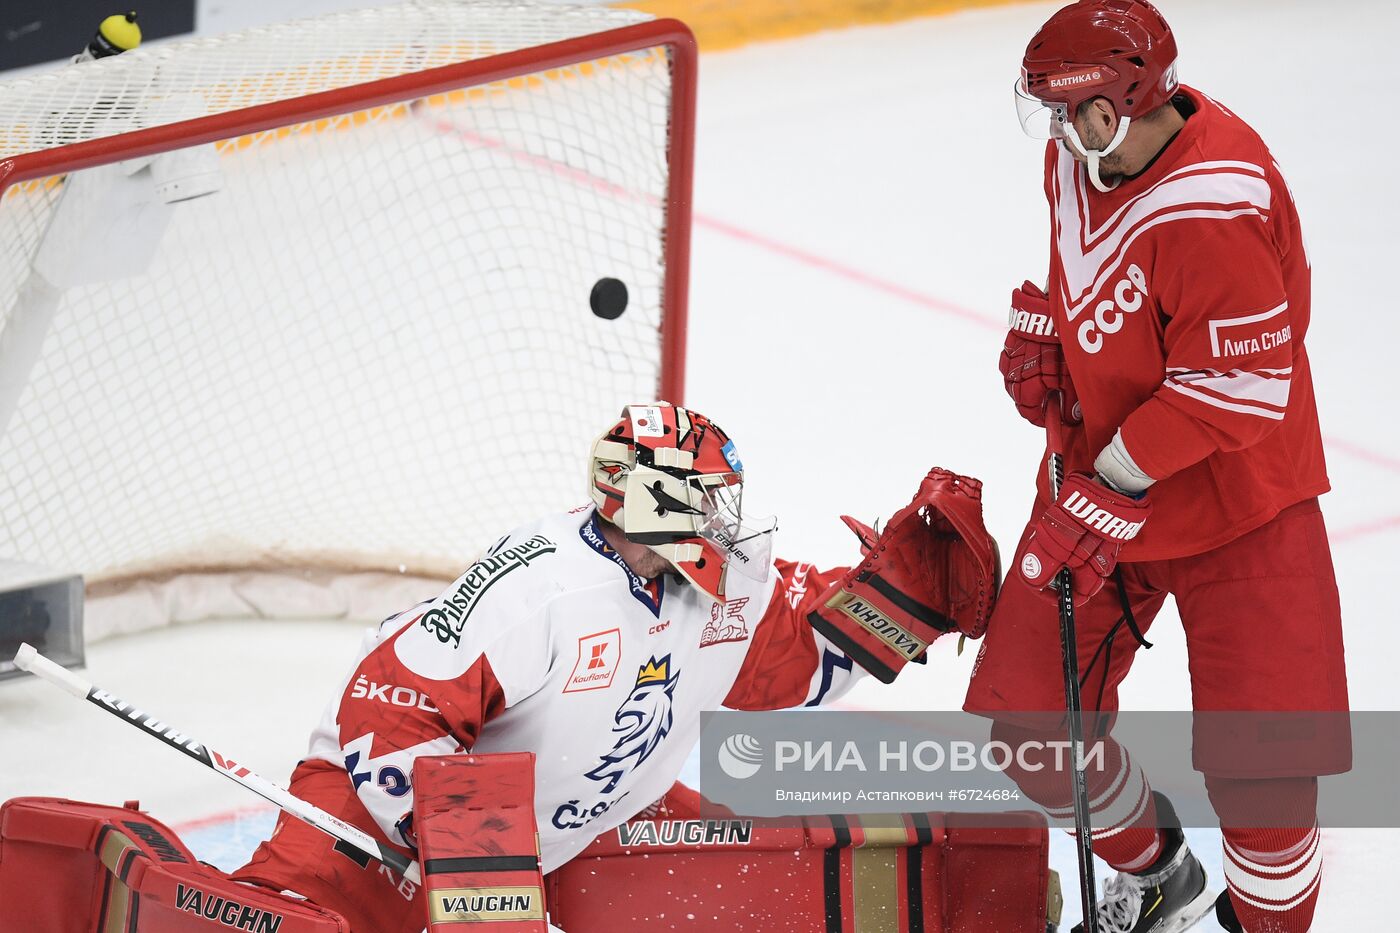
[413,752,547,932]
[809,468,1001,683]
[0,796,350,932]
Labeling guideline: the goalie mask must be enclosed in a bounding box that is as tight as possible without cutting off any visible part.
[588,403,775,602]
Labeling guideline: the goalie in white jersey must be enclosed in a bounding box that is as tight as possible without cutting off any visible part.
[233,403,999,932]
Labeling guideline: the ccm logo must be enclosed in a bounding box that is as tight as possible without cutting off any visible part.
[1078,264,1148,354]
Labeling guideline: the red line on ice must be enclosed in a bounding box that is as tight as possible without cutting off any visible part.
[1331,513,1400,545]
[171,803,276,834]
[420,109,998,331]
[421,111,1400,476]
[690,213,998,329]
[1321,436,1400,476]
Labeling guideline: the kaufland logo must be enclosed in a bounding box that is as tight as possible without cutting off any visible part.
[1048,68,1105,90]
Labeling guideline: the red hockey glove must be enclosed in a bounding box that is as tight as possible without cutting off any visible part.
[1018,473,1150,605]
[808,468,1001,683]
[999,280,1081,428]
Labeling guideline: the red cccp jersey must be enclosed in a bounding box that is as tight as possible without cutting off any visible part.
[1040,85,1329,560]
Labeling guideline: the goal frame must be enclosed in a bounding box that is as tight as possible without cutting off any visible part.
[0,16,696,403]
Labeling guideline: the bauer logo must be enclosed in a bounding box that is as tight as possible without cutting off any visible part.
[718,733,764,779]
[430,887,544,923]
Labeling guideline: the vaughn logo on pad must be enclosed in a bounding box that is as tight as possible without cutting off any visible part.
[429,886,545,922]
[175,884,285,932]
[829,593,927,659]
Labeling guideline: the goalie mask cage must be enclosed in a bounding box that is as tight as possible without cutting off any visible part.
[0,2,695,614]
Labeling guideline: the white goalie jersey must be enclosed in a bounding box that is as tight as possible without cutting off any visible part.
[304,507,864,871]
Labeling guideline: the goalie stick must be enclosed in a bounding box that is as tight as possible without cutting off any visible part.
[11,643,422,886]
[1045,408,1101,933]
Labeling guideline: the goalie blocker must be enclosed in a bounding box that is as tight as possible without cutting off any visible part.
[808,468,1001,682]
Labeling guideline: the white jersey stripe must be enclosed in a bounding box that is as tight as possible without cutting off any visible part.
[1166,369,1292,408]
[1165,381,1287,420]
[1168,366,1293,378]
[1076,159,1270,245]
[1054,144,1274,319]
[1061,207,1270,320]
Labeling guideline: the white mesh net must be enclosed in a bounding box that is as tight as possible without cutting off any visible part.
[0,1,688,599]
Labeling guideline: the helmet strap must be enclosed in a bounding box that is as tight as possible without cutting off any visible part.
[1063,115,1132,193]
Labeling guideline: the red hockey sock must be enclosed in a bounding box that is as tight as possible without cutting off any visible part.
[1210,776,1321,932]
[991,722,1163,872]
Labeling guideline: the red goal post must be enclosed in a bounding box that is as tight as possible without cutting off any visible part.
[0,3,696,635]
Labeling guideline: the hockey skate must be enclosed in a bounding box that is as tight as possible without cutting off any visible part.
[1072,793,1217,933]
[1214,890,1243,932]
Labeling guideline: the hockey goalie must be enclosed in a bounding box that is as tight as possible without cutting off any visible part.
[1,402,1034,932]
[226,402,1003,931]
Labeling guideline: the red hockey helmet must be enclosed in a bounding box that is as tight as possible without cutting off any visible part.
[1015,0,1179,189]
[589,403,773,602]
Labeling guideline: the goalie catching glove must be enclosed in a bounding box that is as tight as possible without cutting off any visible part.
[807,468,1001,683]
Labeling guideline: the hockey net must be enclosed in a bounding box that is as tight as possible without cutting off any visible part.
[0,1,694,637]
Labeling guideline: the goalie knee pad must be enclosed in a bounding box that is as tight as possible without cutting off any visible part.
[412,752,547,932]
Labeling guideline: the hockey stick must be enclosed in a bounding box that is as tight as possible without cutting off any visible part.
[1045,408,1101,933]
[12,643,422,886]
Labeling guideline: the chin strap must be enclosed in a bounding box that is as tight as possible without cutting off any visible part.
[1063,116,1132,193]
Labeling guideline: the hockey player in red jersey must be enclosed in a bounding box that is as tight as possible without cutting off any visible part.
[964,2,1350,932]
[233,403,998,932]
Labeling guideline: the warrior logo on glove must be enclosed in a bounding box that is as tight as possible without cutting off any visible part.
[1019,473,1151,604]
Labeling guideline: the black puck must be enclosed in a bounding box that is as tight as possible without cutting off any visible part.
[590,277,629,320]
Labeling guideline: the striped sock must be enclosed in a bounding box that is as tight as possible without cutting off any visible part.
[991,723,1163,872]
[1208,775,1322,932]
[1222,825,1322,932]
[1043,741,1163,871]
